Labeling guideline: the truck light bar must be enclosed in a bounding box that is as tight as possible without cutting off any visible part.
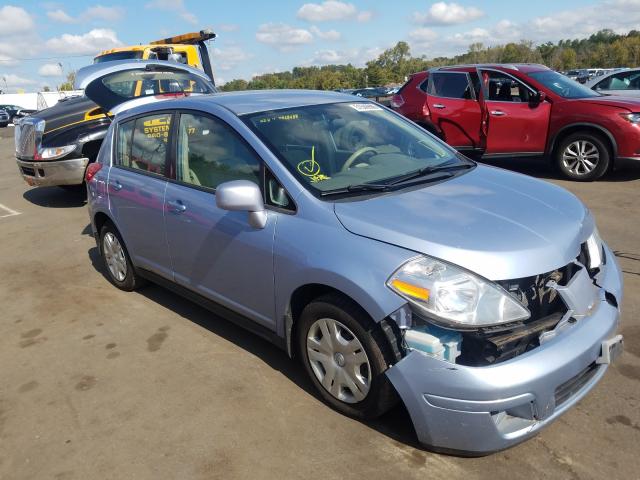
[150,29,216,46]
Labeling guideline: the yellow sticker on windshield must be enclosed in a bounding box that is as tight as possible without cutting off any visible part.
[297,146,331,183]
[258,113,300,124]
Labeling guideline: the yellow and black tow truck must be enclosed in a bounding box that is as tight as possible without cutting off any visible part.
[15,30,216,188]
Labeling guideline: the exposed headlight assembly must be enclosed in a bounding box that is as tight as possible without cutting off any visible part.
[37,145,76,160]
[586,228,603,269]
[387,256,530,328]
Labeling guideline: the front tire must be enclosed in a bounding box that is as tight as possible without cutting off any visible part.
[99,222,145,291]
[296,294,397,419]
[556,132,610,181]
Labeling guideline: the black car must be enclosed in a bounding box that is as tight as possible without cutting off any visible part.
[0,109,9,128]
[0,104,36,124]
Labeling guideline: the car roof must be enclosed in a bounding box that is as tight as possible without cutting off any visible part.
[433,63,550,74]
[120,89,362,119]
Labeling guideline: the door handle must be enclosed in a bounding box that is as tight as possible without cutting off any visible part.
[490,110,506,116]
[433,104,446,109]
[109,180,123,191]
[167,200,187,214]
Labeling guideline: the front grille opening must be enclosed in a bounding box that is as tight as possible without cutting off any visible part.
[555,363,599,407]
[21,166,35,176]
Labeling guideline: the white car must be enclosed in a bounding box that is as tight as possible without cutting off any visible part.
[587,68,640,97]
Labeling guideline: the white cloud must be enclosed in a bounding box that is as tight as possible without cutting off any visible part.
[0,73,37,91]
[310,26,341,41]
[0,6,35,35]
[47,9,75,23]
[38,63,63,77]
[413,2,484,25]
[217,23,239,32]
[212,46,252,71]
[256,23,313,51]
[46,5,124,23]
[0,54,19,66]
[409,28,438,43]
[145,0,197,24]
[307,46,384,66]
[45,29,123,55]
[297,1,372,22]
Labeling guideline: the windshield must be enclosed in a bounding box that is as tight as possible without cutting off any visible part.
[94,51,144,63]
[529,71,600,99]
[244,102,466,195]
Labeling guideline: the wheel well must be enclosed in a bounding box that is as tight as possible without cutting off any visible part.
[552,126,615,161]
[287,284,400,363]
[93,212,112,236]
[81,139,103,163]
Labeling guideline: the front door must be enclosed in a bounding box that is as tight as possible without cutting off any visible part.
[163,111,277,329]
[108,112,173,278]
[426,71,482,150]
[480,69,551,154]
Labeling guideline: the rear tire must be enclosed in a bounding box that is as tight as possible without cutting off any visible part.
[296,293,398,419]
[99,222,145,291]
[555,132,610,181]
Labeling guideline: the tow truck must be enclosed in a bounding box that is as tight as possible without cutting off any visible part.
[14,30,217,188]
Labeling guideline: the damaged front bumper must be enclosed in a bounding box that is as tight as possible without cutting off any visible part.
[16,157,89,187]
[386,244,623,455]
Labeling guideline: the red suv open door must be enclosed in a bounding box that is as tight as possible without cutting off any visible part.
[478,69,551,155]
[426,71,482,151]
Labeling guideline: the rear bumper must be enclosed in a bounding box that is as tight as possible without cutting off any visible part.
[386,245,623,455]
[16,157,89,187]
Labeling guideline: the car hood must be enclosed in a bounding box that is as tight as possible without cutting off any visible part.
[575,95,640,111]
[333,165,593,281]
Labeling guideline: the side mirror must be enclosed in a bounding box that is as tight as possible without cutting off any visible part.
[215,180,267,229]
[531,90,546,106]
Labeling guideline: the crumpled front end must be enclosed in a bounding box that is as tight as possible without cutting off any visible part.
[386,243,623,455]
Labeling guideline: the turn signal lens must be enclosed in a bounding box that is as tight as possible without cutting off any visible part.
[390,279,430,300]
[620,113,640,123]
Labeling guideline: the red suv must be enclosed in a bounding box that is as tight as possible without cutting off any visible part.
[391,64,640,180]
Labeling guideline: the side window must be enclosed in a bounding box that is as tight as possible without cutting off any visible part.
[418,77,429,93]
[128,113,171,175]
[482,71,533,102]
[604,71,640,91]
[116,120,134,167]
[429,72,473,99]
[265,168,294,211]
[177,113,261,190]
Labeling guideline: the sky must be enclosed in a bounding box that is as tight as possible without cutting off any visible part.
[1,0,640,92]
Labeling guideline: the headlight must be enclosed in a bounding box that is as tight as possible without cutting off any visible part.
[37,145,76,160]
[387,256,530,328]
[586,229,603,269]
[620,113,640,124]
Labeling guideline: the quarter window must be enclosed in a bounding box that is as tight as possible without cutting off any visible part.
[482,71,533,102]
[116,113,171,175]
[176,113,261,189]
[429,72,473,99]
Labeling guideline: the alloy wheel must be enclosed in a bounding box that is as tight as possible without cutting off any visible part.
[103,232,127,282]
[562,140,600,175]
[306,318,371,403]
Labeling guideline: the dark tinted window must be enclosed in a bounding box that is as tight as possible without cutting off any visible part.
[429,72,473,99]
[116,113,171,175]
[94,51,144,63]
[482,71,533,102]
[176,113,261,189]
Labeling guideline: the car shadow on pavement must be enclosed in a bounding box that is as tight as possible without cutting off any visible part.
[480,156,640,182]
[23,186,86,208]
[87,245,422,449]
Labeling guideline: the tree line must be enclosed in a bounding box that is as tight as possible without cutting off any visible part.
[220,29,640,92]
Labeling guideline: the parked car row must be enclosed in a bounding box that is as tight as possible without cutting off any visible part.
[0,104,37,126]
[390,63,640,180]
[13,59,626,455]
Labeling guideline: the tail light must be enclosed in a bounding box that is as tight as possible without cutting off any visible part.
[390,94,405,108]
[422,102,430,117]
[85,162,102,182]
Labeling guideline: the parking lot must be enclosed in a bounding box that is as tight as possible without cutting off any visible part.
[0,125,639,480]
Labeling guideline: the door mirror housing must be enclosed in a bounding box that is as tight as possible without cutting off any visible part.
[215,180,267,229]
[531,90,546,106]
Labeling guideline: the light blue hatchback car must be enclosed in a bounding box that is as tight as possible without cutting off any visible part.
[82,61,624,455]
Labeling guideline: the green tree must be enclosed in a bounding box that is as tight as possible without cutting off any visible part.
[57,71,76,91]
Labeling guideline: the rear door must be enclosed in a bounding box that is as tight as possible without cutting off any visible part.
[426,71,482,150]
[108,111,174,278]
[479,69,551,155]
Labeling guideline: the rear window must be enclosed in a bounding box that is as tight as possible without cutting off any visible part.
[100,69,213,98]
[94,51,144,63]
[429,72,473,99]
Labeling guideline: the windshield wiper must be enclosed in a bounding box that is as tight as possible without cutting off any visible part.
[384,161,474,186]
[319,183,392,197]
